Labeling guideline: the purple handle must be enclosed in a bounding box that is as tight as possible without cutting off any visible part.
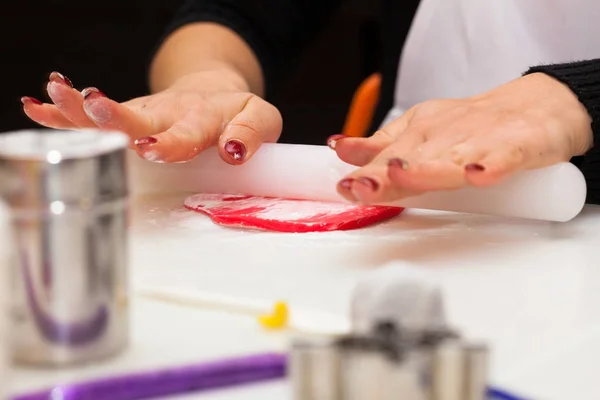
[13,353,287,400]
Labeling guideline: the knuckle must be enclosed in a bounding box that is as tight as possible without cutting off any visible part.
[413,98,456,115]
[234,95,282,138]
[229,119,261,138]
[372,128,395,141]
[448,147,467,165]
[504,142,526,163]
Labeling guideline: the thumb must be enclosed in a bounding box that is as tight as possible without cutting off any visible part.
[132,95,282,164]
[217,95,282,165]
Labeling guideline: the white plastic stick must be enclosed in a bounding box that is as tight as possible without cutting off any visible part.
[136,286,350,336]
[129,143,587,222]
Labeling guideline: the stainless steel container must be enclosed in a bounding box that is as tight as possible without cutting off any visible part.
[0,199,13,395]
[290,337,342,400]
[0,129,130,366]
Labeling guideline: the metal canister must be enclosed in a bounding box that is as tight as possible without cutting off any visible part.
[430,340,489,400]
[0,199,13,395]
[0,129,130,366]
[290,337,342,400]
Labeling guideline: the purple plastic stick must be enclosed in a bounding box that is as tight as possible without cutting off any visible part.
[12,353,287,400]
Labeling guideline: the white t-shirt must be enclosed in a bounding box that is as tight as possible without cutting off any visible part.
[382,0,600,126]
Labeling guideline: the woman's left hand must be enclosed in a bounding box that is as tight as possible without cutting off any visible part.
[328,73,594,204]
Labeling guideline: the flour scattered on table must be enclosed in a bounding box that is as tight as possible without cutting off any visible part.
[183,193,404,233]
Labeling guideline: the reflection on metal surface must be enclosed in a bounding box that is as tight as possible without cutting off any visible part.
[21,252,108,346]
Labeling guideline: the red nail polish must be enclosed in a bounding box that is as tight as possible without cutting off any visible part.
[49,71,73,88]
[465,163,485,172]
[21,96,42,105]
[326,134,348,149]
[134,137,158,146]
[339,178,354,190]
[356,177,379,191]
[388,158,409,170]
[224,140,247,162]
[82,87,106,100]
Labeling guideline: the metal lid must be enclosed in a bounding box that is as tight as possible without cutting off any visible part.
[0,129,129,210]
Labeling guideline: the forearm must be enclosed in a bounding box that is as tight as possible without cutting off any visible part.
[149,22,264,96]
[150,0,341,98]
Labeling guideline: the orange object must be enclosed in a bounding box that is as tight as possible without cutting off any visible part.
[342,73,382,138]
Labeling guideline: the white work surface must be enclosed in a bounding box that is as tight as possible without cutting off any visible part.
[9,192,600,400]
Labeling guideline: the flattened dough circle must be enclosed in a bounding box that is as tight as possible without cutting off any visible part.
[184,193,404,233]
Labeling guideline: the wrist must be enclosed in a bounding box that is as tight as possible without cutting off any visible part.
[476,72,593,157]
[167,66,252,94]
[528,72,593,156]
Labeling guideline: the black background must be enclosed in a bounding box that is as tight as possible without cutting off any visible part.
[0,0,382,145]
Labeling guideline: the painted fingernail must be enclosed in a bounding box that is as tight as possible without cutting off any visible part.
[21,96,42,105]
[224,140,247,162]
[326,134,348,149]
[134,137,158,146]
[465,163,485,172]
[339,178,354,190]
[82,87,106,100]
[49,71,73,88]
[388,158,409,170]
[356,177,379,191]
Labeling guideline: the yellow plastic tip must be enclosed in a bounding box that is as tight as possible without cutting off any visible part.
[257,301,289,330]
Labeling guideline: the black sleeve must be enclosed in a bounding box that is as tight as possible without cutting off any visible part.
[524,60,600,204]
[158,0,343,98]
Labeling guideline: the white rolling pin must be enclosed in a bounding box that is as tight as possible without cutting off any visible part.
[129,142,587,222]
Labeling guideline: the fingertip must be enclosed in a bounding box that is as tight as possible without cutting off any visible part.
[49,71,74,88]
[336,178,358,202]
[46,79,75,101]
[464,163,507,187]
[386,157,410,183]
[133,136,164,163]
[20,98,75,129]
[326,134,349,150]
[21,97,41,119]
[222,138,248,164]
[465,163,485,172]
[46,81,61,99]
[218,125,262,165]
[216,95,282,165]
[21,96,42,106]
[82,87,106,100]
[133,127,206,163]
[351,176,382,204]
[82,88,113,124]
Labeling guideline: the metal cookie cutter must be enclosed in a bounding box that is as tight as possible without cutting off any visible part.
[290,264,489,400]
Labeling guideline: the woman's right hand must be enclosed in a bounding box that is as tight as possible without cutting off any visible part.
[21,69,283,164]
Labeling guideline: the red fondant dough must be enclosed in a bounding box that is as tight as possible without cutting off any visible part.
[183,193,404,233]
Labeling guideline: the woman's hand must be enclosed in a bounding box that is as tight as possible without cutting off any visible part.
[21,69,282,164]
[329,73,594,204]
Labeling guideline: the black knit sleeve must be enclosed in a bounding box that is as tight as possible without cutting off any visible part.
[156,0,342,98]
[524,60,600,204]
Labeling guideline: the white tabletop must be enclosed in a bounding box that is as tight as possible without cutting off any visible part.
[10,193,600,400]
